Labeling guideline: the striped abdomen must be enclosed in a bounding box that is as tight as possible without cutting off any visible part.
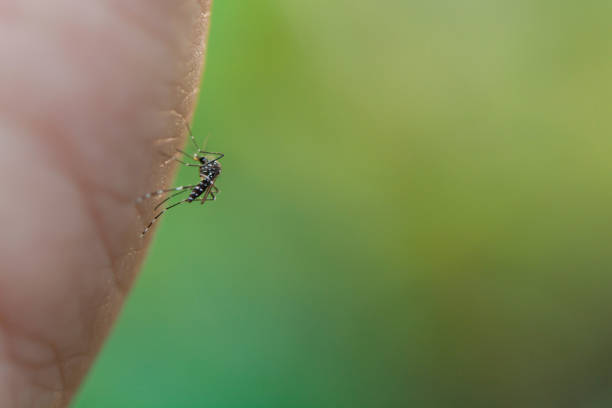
[187,180,212,202]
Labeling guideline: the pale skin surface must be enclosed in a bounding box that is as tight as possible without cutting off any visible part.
[0,1,212,406]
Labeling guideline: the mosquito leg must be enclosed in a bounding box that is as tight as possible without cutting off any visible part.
[199,185,215,205]
[185,122,202,154]
[154,188,191,210]
[201,185,218,204]
[140,199,190,237]
[176,148,199,162]
[135,185,196,203]
[200,193,216,205]
[185,125,221,159]
[159,149,199,167]
[173,156,201,168]
[202,152,224,161]
[182,122,222,160]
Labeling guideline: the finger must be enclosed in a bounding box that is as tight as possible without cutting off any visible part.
[0,0,212,406]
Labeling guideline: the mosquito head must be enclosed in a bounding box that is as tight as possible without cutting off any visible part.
[199,156,209,165]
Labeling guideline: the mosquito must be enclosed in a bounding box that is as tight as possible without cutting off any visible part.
[137,126,223,237]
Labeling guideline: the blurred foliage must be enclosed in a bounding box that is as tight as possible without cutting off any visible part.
[75,1,612,407]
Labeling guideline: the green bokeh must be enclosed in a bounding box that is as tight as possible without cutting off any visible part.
[75,1,612,407]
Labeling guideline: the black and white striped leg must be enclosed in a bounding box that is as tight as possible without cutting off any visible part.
[154,188,191,210]
[136,185,196,203]
[140,199,190,237]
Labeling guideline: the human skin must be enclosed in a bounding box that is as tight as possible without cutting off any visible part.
[0,1,211,406]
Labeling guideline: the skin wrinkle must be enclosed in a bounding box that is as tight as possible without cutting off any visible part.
[9,115,129,297]
[153,136,182,146]
[0,0,212,406]
[0,154,113,404]
[0,314,66,405]
[62,162,128,294]
[48,347,65,396]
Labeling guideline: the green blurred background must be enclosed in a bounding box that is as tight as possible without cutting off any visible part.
[75,1,612,407]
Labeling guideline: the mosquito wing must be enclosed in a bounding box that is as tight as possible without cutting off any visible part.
[199,182,215,205]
